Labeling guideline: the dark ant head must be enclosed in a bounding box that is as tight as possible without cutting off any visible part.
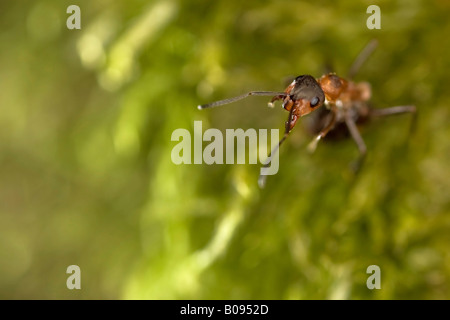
[290,75,325,103]
[283,75,325,117]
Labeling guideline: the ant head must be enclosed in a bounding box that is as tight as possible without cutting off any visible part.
[285,75,325,117]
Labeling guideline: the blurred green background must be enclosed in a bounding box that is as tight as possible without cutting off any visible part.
[0,0,449,299]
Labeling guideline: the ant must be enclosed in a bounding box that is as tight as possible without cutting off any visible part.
[198,40,416,187]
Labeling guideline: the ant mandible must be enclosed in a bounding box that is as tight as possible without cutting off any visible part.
[198,40,416,187]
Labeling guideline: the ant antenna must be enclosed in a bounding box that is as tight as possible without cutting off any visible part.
[347,39,378,80]
[198,91,287,109]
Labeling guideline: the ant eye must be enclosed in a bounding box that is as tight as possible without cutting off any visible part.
[310,96,320,107]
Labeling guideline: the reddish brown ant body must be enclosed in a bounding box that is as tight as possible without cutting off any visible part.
[198,40,416,187]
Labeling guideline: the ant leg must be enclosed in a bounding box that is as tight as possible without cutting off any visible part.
[258,106,296,188]
[344,112,367,173]
[370,105,417,134]
[347,39,378,80]
[370,105,416,116]
[307,111,337,153]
